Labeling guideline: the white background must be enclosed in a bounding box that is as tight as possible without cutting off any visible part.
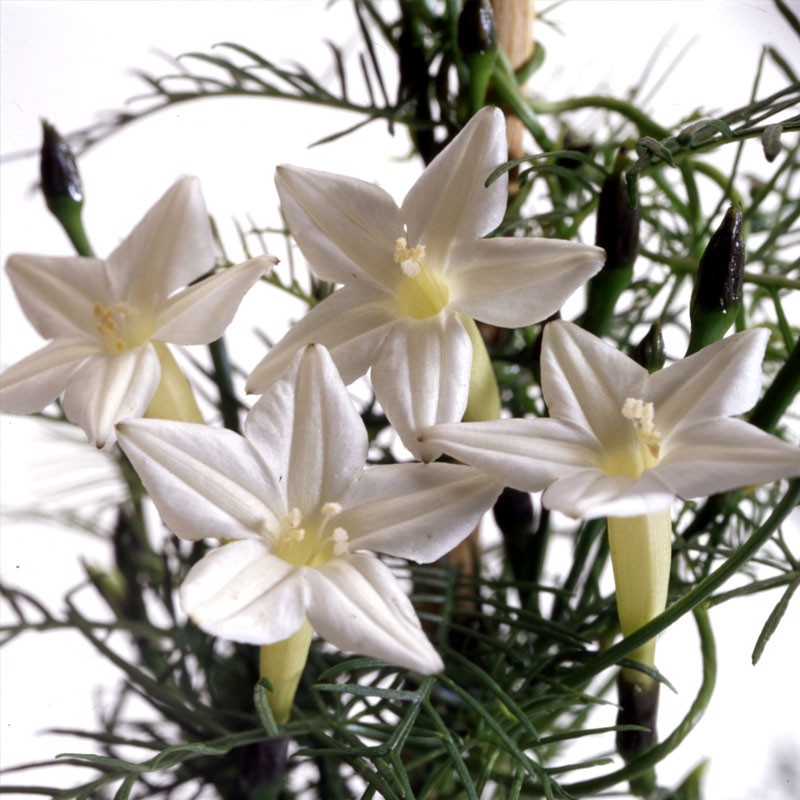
[1,1,799,798]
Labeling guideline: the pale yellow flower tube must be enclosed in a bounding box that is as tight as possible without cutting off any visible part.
[145,342,204,424]
[259,620,314,724]
[607,509,672,682]
[461,315,501,424]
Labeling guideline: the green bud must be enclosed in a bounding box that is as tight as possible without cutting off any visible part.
[761,123,782,163]
[397,10,435,163]
[40,120,83,208]
[83,561,129,618]
[583,154,641,336]
[493,486,535,560]
[671,760,709,800]
[458,0,496,55]
[39,120,93,256]
[631,322,665,373]
[458,0,497,115]
[494,486,541,611]
[687,206,744,355]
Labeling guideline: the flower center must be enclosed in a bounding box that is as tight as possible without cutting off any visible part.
[605,397,663,478]
[271,502,349,567]
[393,237,450,320]
[93,302,152,355]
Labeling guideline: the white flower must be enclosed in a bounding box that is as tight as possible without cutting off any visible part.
[421,320,800,518]
[246,107,604,460]
[0,177,273,448]
[117,344,502,673]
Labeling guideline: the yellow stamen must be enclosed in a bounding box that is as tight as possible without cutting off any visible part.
[621,397,662,460]
[394,237,426,277]
[92,301,151,355]
[392,237,450,320]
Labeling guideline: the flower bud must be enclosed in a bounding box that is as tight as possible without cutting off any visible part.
[761,124,782,163]
[687,206,744,355]
[631,322,665,373]
[397,10,434,163]
[39,120,93,256]
[458,0,497,114]
[458,0,496,55]
[583,155,640,335]
[494,486,534,560]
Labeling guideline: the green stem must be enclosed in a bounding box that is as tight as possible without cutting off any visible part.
[63,215,94,258]
[490,50,554,151]
[562,606,716,795]
[528,96,669,139]
[208,336,241,433]
[640,249,800,291]
[748,334,800,433]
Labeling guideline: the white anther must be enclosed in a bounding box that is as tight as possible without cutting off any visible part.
[281,507,303,529]
[394,237,425,277]
[289,528,306,543]
[621,397,662,458]
[331,527,350,557]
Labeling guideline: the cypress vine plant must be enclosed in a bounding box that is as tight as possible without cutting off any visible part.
[1,2,799,798]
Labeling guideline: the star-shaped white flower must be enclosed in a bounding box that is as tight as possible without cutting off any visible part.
[421,320,800,518]
[0,177,274,448]
[117,345,502,673]
[246,107,604,461]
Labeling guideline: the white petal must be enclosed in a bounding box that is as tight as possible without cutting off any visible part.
[542,468,676,519]
[0,338,97,414]
[6,253,111,339]
[450,238,605,327]
[116,418,282,541]
[62,346,160,448]
[420,417,601,491]
[647,328,770,433]
[276,165,403,287]
[154,255,274,344]
[180,541,307,645]
[654,418,800,499]
[306,554,443,673]
[109,177,216,307]
[371,315,472,461]
[245,285,397,393]
[338,462,502,561]
[403,107,507,268]
[542,321,646,448]
[245,345,368,514]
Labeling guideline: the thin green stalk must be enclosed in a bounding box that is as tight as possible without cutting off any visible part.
[640,250,800,291]
[561,606,716,795]
[749,335,800,432]
[529,96,669,139]
[207,336,241,433]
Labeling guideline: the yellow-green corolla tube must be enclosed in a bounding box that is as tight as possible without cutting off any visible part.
[145,342,204,424]
[259,619,314,724]
[607,509,672,684]
[460,315,501,423]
